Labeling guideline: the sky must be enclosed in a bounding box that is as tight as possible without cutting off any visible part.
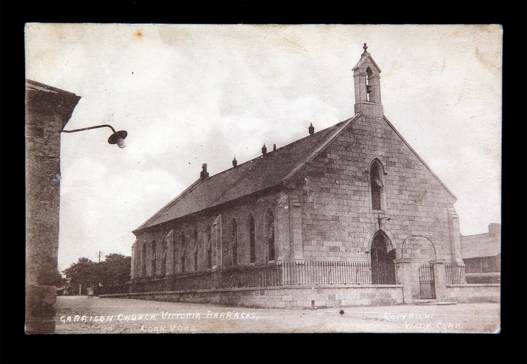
[25,24,502,271]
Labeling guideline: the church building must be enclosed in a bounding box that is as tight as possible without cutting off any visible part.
[125,45,497,307]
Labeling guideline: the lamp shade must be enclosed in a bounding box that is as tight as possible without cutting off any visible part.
[108,130,128,148]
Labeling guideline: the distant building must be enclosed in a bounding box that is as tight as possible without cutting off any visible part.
[26,80,80,333]
[461,223,501,283]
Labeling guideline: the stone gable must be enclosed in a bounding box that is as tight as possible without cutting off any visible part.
[293,114,457,262]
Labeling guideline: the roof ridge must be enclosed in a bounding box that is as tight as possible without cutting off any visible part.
[181,119,350,210]
[133,117,354,233]
[202,119,348,181]
[282,113,361,183]
[206,118,355,207]
[133,178,202,233]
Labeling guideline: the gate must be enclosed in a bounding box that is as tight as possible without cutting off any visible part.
[418,263,435,299]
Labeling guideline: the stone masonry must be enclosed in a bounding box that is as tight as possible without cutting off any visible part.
[26,80,80,333]
[128,45,468,307]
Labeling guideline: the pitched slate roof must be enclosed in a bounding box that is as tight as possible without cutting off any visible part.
[134,114,360,232]
[134,111,457,233]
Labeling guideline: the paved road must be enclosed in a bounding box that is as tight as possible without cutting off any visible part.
[55,296,499,334]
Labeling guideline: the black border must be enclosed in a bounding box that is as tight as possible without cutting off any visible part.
[2,1,526,363]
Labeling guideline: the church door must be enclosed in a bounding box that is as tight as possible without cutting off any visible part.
[371,232,396,284]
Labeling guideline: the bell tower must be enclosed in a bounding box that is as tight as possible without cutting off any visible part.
[353,43,383,117]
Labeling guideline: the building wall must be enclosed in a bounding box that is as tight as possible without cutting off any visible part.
[460,223,500,283]
[132,114,461,286]
[461,223,500,262]
[25,81,80,333]
[104,284,404,308]
[291,114,458,263]
[132,191,288,280]
[445,284,500,303]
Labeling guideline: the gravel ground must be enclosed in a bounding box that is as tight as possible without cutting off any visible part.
[55,296,500,334]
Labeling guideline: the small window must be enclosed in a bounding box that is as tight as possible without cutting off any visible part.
[366,67,373,102]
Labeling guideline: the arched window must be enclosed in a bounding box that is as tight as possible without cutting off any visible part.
[265,210,275,262]
[151,241,157,277]
[181,232,186,273]
[231,219,238,266]
[248,214,256,263]
[161,238,167,277]
[207,226,212,269]
[194,228,199,271]
[366,67,373,102]
[142,243,147,277]
[172,238,177,274]
[370,159,384,210]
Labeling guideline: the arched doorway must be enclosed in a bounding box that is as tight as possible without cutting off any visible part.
[401,236,437,299]
[370,231,396,284]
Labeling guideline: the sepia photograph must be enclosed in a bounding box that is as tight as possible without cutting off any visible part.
[25,23,501,334]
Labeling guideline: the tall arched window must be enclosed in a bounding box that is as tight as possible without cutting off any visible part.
[370,159,385,211]
[231,219,238,266]
[142,243,147,277]
[181,232,186,273]
[248,214,256,263]
[151,241,157,277]
[161,238,167,277]
[172,238,177,274]
[207,226,212,269]
[194,228,199,271]
[265,210,275,262]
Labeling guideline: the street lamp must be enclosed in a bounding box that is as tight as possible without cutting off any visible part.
[62,124,128,148]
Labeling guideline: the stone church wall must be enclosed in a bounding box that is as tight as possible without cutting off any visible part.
[132,190,287,280]
[293,114,457,263]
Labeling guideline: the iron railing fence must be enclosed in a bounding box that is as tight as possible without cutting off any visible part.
[131,261,388,292]
[279,261,372,286]
[445,263,466,284]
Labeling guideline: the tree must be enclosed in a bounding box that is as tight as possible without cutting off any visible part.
[62,254,131,295]
[62,258,99,295]
[99,254,131,290]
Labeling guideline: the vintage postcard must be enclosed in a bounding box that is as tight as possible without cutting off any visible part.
[25,24,501,334]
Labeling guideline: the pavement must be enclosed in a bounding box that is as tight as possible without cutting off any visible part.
[55,296,500,334]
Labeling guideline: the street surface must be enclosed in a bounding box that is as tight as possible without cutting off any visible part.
[55,296,499,334]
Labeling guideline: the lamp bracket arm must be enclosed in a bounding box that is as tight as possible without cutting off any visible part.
[62,124,117,134]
